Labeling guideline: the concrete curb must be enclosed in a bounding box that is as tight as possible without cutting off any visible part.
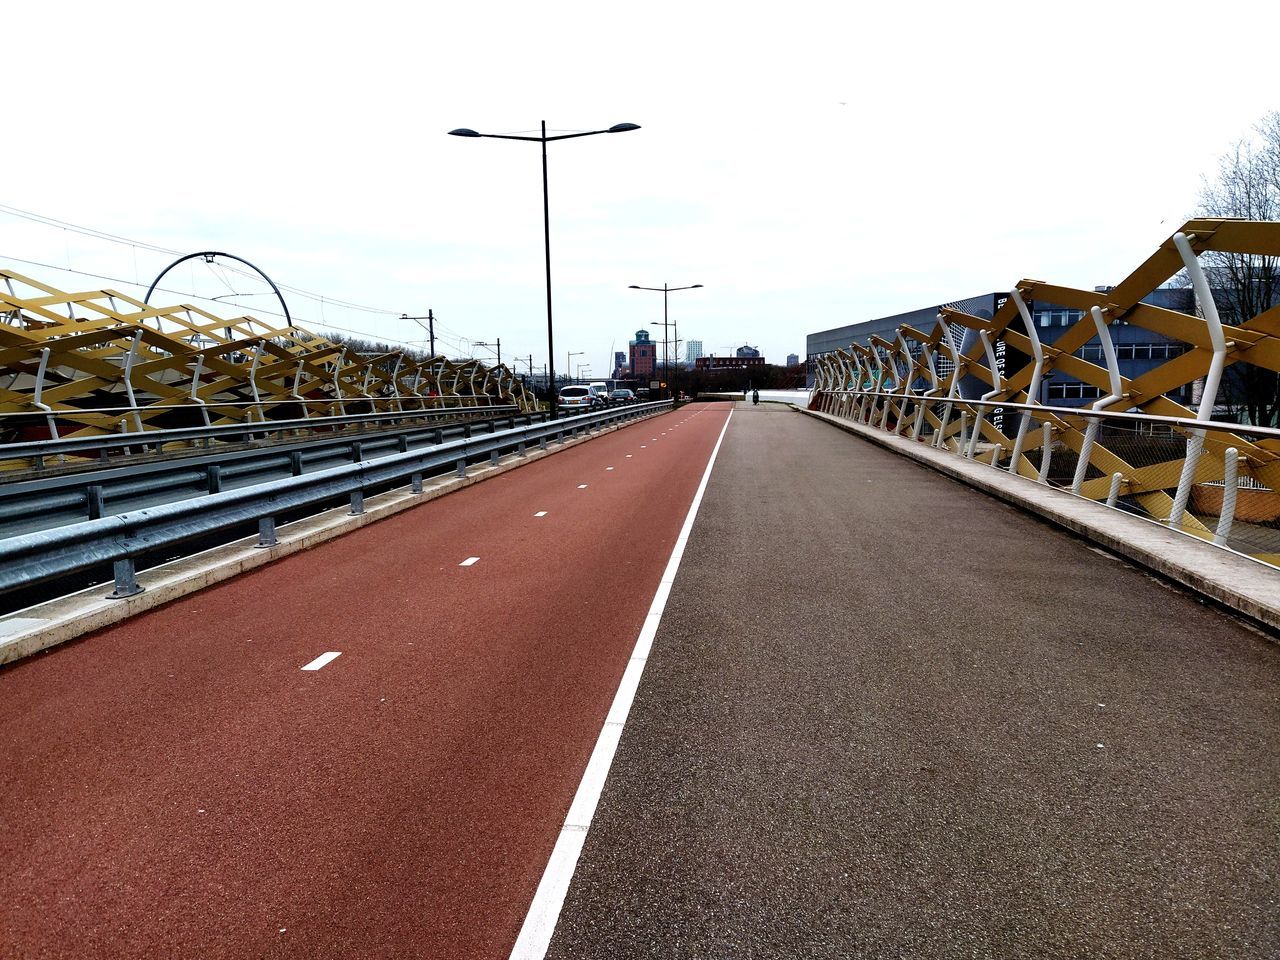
[0,414,659,667]
[800,407,1280,636]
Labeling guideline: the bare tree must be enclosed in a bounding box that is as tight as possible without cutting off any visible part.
[1196,110,1280,425]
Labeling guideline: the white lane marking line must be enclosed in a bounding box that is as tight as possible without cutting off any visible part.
[510,406,734,960]
[301,651,341,671]
[606,466,614,471]
[460,557,480,566]
[625,455,633,458]
[535,511,548,517]
[640,445,646,448]
[577,484,588,489]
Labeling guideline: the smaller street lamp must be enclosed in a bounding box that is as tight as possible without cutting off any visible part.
[629,283,703,400]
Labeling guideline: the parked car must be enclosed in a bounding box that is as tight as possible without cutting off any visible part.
[635,387,651,399]
[558,385,595,413]
[610,389,636,403]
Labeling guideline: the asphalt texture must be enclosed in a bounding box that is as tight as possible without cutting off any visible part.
[546,400,1280,959]
[0,404,731,960]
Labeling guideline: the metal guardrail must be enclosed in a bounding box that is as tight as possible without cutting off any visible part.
[0,410,543,541]
[0,401,671,601]
[0,404,523,470]
[813,388,1280,569]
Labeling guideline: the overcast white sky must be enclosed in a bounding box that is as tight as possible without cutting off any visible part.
[4,0,1277,378]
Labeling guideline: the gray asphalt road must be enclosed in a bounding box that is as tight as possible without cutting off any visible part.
[546,401,1280,959]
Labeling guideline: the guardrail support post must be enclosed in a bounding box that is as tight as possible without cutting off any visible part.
[108,559,143,599]
[290,451,303,476]
[411,472,423,494]
[86,485,105,520]
[257,517,278,547]
[539,437,548,451]
[351,441,363,463]
[398,435,409,453]
[517,441,527,457]
[349,489,364,515]
[434,429,444,445]
[490,449,500,466]
[207,464,222,494]
[456,459,467,478]
[1214,448,1240,546]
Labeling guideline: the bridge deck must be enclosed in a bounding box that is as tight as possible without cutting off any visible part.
[1,401,1276,959]
[547,401,1279,958]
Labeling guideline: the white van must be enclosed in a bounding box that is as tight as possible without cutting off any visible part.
[587,382,612,406]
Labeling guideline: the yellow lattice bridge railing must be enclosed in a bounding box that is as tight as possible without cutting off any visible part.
[0,269,536,444]
[810,219,1280,568]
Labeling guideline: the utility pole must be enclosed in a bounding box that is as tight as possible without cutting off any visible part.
[401,311,436,356]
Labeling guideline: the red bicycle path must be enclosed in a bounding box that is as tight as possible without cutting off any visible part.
[0,402,732,960]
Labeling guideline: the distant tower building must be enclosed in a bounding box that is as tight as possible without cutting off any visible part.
[786,353,800,367]
[736,344,761,358]
[629,329,656,379]
[686,339,704,362]
[614,351,627,377]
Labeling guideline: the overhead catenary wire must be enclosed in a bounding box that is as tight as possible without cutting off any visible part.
[0,202,401,317]
[0,205,532,364]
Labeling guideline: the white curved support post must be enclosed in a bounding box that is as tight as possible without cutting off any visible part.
[1038,422,1053,483]
[190,353,212,428]
[332,348,348,417]
[935,316,962,450]
[878,348,895,431]
[1106,472,1124,508]
[248,341,266,424]
[895,333,915,436]
[1214,448,1240,546]
[390,355,404,412]
[411,367,426,409]
[32,346,62,443]
[1008,289,1045,474]
[291,358,309,419]
[913,342,941,441]
[1169,232,1230,528]
[966,329,1004,459]
[1071,306,1125,496]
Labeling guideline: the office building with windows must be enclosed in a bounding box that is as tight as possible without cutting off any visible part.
[806,288,1196,407]
[686,340,704,362]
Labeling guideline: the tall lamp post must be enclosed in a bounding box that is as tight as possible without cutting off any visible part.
[628,283,702,400]
[449,120,641,418]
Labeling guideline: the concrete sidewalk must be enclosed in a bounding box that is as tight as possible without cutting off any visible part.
[546,402,1280,959]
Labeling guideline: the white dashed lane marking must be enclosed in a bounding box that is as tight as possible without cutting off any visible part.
[577,484,588,489]
[460,557,480,566]
[535,511,548,517]
[301,652,342,671]
[606,467,614,471]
